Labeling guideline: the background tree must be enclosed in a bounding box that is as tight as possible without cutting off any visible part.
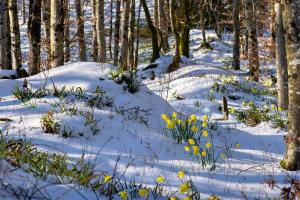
[120,0,130,69]
[281,0,300,171]
[28,0,41,74]
[0,0,11,70]
[232,0,241,70]
[113,0,121,65]
[75,0,87,61]
[64,0,70,62]
[274,2,288,110]
[245,0,259,81]
[96,0,106,63]
[50,0,65,68]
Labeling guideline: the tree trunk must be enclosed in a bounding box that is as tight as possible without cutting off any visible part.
[108,0,113,59]
[92,0,98,61]
[167,0,180,72]
[120,0,130,69]
[180,0,190,58]
[158,0,169,53]
[42,0,50,66]
[245,0,259,82]
[128,0,135,68]
[134,2,141,69]
[154,0,159,28]
[75,0,86,61]
[96,0,106,63]
[22,0,26,25]
[0,0,10,70]
[281,0,300,171]
[200,0,207,45]
[28,0,41,74]
[140,0,160,63]
[50,0,64,68]
[113,0,121,65]
[63,0,70,62]
[274,3,288,111]
[8,0,22,72]
[232,0,240,70]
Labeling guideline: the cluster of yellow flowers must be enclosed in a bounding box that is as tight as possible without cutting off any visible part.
[161,113,200,130]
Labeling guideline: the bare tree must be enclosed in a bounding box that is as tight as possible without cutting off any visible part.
[232,0,241,70]
[75,0,87,61]
[96,0,106,62]
[120,0,130,69]
[8,0,22,72]
[50,0,65,68]
[113,0,121,65]
[0,0,10,70]
[281,0,300,171]
[274,2,288,110]
[28,0,41,74]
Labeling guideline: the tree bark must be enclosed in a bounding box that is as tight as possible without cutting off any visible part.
[120,0,130,69]
[22,0,26,25]
[28,0,41,74]
[158,0,169,53]
[92,0,98,61]
[50,0,64,68]
[128,0,135,68]
[281,0,300,171]
[167,0,180,72]
[42,0,50,66]
[180,0,190,58]
[75,0,87,61]
[113,0,121,65]
[245,0,259,82]
[274,3,288,110]
[140,0,160,63]
[8,0,22,72]
[232,0,241,70]
[63,0,70,62]
[96,0,106,63]
[0,0,11,70]
[108,0,113,59]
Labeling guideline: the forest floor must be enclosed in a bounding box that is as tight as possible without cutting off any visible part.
[0,27,297,200]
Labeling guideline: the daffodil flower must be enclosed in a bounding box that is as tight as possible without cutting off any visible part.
[193,146,199,156]
[118,191,128,200]
[188,138,195,145]
[138,188,149,198]
[156,175,165,184]
[202,130,209,137]
[184,146,190,152]
[235,143,241,149]
[103,175,112,183]
[179,182,189,194]
[201,151,207,157]
[206,142,212,148]
[191,126,198,133]
[177,170,185,179]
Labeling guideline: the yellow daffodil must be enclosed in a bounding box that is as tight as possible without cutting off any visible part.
[170,197,177,200]
[188,138,195,145]
[172,112,177,119]
[201,151,207,157]
[202,130,209,137]
[166,120,176,129]
[176,119,182,125]
[235,143,241,149]
[221,153,226,159]
[177,170,185,179]
[271,104,276,111]
[179,182,189,194]
[183,196,192,200]
[103,175,112,183]
[242,101,247,106]
[206,142,212,148]
[278,106,282,111]
[156,175,165,184]
[161,114,169,121]
[202,121,208,128]
[193,146,199,156]
[184,146,190,152]
[119,191,128,200]
[138,188,149,198]
[191,126,199,133]
[188,114,197,124]
[202,115,208,121]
